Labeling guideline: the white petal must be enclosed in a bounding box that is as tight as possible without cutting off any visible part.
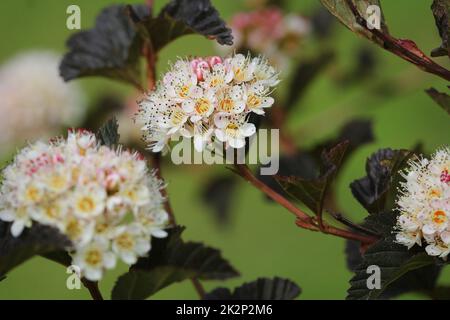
[423,224,436,235]
[0,209,15,222]
[240,123,256,137]
[426,244,442,256]
[260,97,274,108]
[441,231,450,244]
[153,141,165,153]
[135,240,151,255]
[233,101,245,113]
[229,138,245,149]
[121,252,137,265]
[182,100,195,113]
[103,252,117,269]
[151,229,168,238]
[194,135,205,152]
[84,268,102,281]
[214,129,226,142]
[250,108,265,115]
[11,220,25,237]
[190,115,202,123]
[213,113,228,128]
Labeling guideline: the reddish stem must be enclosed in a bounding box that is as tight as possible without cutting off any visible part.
[234,164,379,244]
[344,0,450,82]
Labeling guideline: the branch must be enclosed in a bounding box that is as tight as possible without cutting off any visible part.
[81,279,104,300]
[233,163,379,244]
[344,0,450,82]
[328,211,380,237]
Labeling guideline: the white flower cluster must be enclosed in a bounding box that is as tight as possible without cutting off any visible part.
[0,51,85,153]
[395,147,450,258]
[137,54,279,153]
[0,130,168,280]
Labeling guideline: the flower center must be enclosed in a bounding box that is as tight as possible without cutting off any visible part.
[45,205,60,219]
[178,85,190,98]
[116,233,134,250]
[66,219,82,239]
[430,189,441,198]
[25,186,41,203]
[209,77,223,87]
[49,174,67,190]
[85,249,102,266]
[95,222,108,234]
[433,210,447,225]
[225,123,239,137]
[195,98,211,115]
[219,99,234,112]
[77,196,95,214]
[247,94,261,108]
[234,67,245,82]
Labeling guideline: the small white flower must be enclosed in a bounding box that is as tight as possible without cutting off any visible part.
[71,185,107,219]
[72,240,116,281]
[395,147,450,259]
[0,207,33,237]
[214,114,256,149]
[112,225,151,265]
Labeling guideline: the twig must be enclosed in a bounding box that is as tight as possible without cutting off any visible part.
[233,163,379,244]
[81,279,104,300]
[328,211,380,237]
[344,0,450,82]
[191,278,206,299]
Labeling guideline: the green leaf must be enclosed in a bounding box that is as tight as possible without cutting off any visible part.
[60,4,149,88]
[205,277,301,300]
[96,117,120,147]
[275,141,349,217]
[430,0,450,58]
[347,238,439,300]
[426,87,450,115]
[111,227,239,300]
[130,0,233,53]
[350,148,414,214]
[0,222,72,277]
[320,0,388,45]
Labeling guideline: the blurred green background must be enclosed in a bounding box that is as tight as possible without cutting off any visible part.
[0,0,449,300]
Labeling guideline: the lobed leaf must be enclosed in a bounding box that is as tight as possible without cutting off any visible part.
[130,0,233,53]
[111,227,239,300]
[350,148,415,214]
[347,237,440,300]
[0,221,72,277]
[275,141,349,217]
[60,4,149,87]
